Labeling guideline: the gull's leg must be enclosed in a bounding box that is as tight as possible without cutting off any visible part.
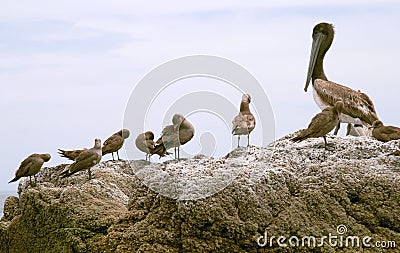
[323,136,334,150]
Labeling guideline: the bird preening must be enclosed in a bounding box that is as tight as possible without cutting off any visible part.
[7,21,400,188]
[155,114,195,160]
[102,129,130,161]
[135,131,170,161]
[9,153,51,186]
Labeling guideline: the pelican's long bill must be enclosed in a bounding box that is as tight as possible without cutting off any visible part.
[305,32,326,92]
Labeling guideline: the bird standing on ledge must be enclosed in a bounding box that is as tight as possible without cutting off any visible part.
[155,114,195,160]
[304,22,379,134]
[9,153,51,186]
[102,129,130,160]
[135,131,170,161]
[232,94,256,147]
[60,138,102,179]
[292,101,344,149]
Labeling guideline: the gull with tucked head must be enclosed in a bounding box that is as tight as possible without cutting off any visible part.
[102,129,130,160]
[155,114,195,160]
[135,131,170,161]
[9,153,51,186]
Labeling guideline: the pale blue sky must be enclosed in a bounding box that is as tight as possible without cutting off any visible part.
[1,1,399,192]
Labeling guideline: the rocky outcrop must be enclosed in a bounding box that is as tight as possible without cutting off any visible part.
[1,134,400,252]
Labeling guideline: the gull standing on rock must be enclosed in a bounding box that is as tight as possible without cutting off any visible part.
[60,138,102,179]
[102,129,130,160]
[371,120,400,142]
[135,131,170,161]
[232,94,255,147]
[9,153,51,186]
[304,22,379,134]
[292,101,344,149]
[155,114,195,160]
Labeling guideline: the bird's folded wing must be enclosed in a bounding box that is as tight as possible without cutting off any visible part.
[314,79,378,125]
[17,158,36,177]
[232,114,246,130]
[381,126,400,135]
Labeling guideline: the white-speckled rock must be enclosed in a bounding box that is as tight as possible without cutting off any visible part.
[1,134,400,252]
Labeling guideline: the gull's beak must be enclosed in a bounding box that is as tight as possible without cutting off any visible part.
[305,32,325,92]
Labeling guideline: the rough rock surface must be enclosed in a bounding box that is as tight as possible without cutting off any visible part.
[1,134,400,252]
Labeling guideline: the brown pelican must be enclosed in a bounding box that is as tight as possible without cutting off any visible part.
[292,101,343,149]
[102,129,130,160]
[155,114,195,160]
[371,120,400,142]
[9,153,51,186]
[135,131,170,161]
[60,138,102,179]
[232,94,256,147]
[304,22,379,134]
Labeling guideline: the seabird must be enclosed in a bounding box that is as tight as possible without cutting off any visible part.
[58,148,86,161]
[292,101,344,149]
[9,153,51,186]
[60,138,102,179]
[304,22,379,134]
[232,94,256,147]
[135,131,169,161]
[371,120,400,142]
[155,114,195,160]
[102,129,130,160]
